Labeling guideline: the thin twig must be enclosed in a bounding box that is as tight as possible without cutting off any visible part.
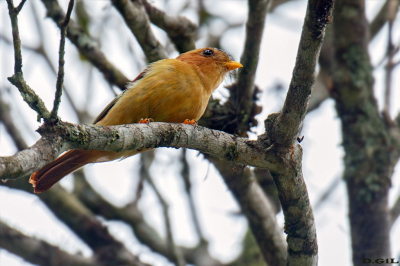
[51,0,75,120]
[180,149,207,243]
[72,171,221,265]
[140,153,186,266]
[41,0,130,90]
[382,0,398,125]
[6,0,51,121]
[0,91,28,151]
[15,0,27,14]
[390,193,400,227]
[313,176,341,211]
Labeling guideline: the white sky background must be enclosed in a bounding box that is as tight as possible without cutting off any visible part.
[1,0,400,265]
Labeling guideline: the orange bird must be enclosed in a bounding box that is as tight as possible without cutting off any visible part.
[29,47,243,193]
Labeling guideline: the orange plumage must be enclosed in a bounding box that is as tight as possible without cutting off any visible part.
[29,47,243,193]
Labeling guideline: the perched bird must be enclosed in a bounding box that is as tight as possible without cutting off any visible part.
[29,47,243,193]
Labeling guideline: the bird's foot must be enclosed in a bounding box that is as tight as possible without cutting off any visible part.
[183,119,198,127]
[139,118,154,124]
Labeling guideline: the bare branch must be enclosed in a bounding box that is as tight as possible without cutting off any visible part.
[0,122,278,181]
[390,193,400,227]
[6,0,51,121]
[1,178,149,266]
[382,0,399,125]
[41,0,130,90]
[0,91,28,151]
[267,0,334,145]
[259,0,335,264]
[228,0,268,136]
[73,170,222,265]
[332,0,398,262]
[142,152,186,266]
[209,157,287,266]
[181,149,207,243]
[51,0,75,120]
[15,0,27,13]
[313,176,341,211]
[0,220,96,266]
[142,0,196,53]
[370,0,400,42]
[112,0,167,62]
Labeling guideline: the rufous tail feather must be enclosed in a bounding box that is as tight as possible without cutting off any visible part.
[29,150,116,193]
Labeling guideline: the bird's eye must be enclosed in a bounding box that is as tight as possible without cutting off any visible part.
[202,49,214,56]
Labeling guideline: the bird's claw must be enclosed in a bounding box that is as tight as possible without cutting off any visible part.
[139,118,154,124]
[183,119,198,127]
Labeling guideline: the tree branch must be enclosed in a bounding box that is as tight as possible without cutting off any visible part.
[51,0,74,120]
[6,0,51,122]
[390,193,400,227]
[0,220,96,266]
[0,121,278,181]
[142,153,186,266]
[233,0,269,136]
[112,0,167,62]
[332,0,398,262]
[73,171,222,266]
[1,178,149,266]
[267,0,334,146]
[0,91,28,151]
[40,0,130,90]
[209,157,287,266]
[181,149,207,243]
[370,0,400,42]
[259,0,334,264]
[142,0,196,53]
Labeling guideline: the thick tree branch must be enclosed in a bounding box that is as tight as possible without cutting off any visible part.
[73,171,222,266]
[258,0,334,264]
[142,0,196,53]
[0,121,277,181]
[112,0,167,62]
[73,172,221,266]
[308,0,399,114]
[332,0,399,263]
[1,178,149,266]
[40,0,130,90]
[0,220,96,266]
[267,0,334,145]
[209,157,287,266]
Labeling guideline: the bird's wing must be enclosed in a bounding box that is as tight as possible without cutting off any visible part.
[93,92,125,124]
[92,66,152,124]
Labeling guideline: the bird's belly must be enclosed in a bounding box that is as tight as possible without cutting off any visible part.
[149,87,208,122]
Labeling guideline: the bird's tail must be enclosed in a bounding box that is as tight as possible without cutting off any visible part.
[29,150,124,193]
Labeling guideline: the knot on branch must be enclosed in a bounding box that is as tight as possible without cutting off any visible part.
[261,112,281,148]
[313,0,335,38]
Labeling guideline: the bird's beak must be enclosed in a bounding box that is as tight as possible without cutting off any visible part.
[225,61,243,71]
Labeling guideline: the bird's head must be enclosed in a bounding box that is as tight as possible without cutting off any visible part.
[176,47,243,93]
[177,47,243,73]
